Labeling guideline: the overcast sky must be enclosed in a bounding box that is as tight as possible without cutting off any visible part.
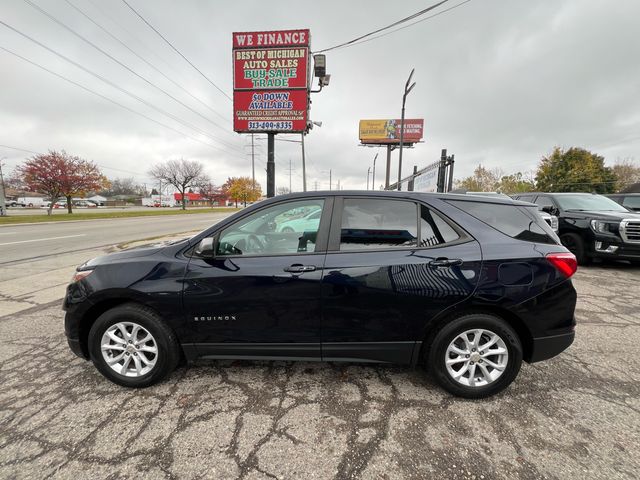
[1,0,639,193]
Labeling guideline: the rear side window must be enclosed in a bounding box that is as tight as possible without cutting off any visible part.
[447,200,558,245]
[340,199,418,250]
[420,205,460,246]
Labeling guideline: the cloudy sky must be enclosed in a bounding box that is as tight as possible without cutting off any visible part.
[1,0,639,193]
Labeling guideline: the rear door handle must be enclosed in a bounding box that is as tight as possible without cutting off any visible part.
[429,257,463,268]
[284,264,317,273]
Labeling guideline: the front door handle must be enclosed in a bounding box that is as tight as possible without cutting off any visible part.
[429,257,463,268]
[284,264,317,273]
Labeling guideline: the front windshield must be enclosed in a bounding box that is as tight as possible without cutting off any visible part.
[555,194,628,212]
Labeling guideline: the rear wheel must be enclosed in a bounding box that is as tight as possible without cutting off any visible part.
[560,233,589,265]
[88,303,180,388]
[428,314,523,398]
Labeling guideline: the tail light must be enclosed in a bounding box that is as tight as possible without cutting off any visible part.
[546,252,577,278]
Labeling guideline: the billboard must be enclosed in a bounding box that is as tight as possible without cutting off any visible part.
[359,119,424,145]
[233,90,308,132]
[233,29,310,133]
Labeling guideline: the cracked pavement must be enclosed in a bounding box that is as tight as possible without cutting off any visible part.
[1,257,639,479]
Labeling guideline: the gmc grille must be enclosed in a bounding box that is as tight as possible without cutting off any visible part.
[620,220,640,243]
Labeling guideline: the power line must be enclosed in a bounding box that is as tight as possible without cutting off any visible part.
[0,21,243,156]
[63,0,231,126]
[314,0,451,53]
[0,144,152,178]
[120,0,232,101]
[0,46,240,156]
[23,0,231,134]
[332,0,474,52]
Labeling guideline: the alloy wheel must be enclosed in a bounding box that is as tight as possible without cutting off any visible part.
[445,329,509,387]
[101,322,158,377]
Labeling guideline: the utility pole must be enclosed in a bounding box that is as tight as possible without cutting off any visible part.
[0,158,7,216]
[367,167,371,190]
[337,179,341,190]
[329,169,332,190]
[372,153,378,191]
[288,158,292,193]
[314,180,318,191]
[398,68,416,191]
[301,133,307,192]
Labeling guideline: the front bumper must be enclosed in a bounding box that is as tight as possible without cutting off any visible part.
[590,239,640,260]
[528,330,575,363]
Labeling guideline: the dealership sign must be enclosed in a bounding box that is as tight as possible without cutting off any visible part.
[233,29,310,133]
[359,119,424,145]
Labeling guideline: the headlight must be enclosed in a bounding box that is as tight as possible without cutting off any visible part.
[70,269,93,283]
[590,219,617,234]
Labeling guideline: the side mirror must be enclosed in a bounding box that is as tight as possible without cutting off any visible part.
[541,206,558,216]
[194,237,215,257]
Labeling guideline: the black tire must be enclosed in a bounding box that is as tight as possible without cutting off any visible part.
[560,232,589,265]
[428,314,523,399]
[88,303,180,388]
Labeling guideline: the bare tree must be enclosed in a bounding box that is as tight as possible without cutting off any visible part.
[149,158,206,210]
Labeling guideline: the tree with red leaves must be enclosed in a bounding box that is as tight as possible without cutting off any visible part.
[18,150,108,215]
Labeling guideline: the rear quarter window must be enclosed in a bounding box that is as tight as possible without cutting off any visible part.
[446,200,559,245]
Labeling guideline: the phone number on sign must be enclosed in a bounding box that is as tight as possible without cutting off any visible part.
[247,121,293,130]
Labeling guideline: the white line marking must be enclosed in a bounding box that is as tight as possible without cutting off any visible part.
[0,234,87,246]
[0,232,18,235]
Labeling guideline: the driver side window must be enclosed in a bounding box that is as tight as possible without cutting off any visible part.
[216,199,325,256]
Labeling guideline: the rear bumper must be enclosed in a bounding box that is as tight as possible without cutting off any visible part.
[528,330,575,363]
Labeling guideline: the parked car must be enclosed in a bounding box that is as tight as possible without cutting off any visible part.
[512,192,640,264]
[276,207,322,232]
[606,193,640,212]
[463,191,559,233]
[64,191,577,398]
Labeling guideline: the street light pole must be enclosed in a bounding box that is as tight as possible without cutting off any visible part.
[372,153,378,191]
[366,166,371,190]
[397,68,416,191]
[0,157,7,216]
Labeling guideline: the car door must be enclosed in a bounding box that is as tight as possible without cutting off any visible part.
[320,196,482,364]
[183,197,332,360]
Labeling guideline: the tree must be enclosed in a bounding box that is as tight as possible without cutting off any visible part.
[149,158,206,210]
[221,177,262,207]
[536,147,616,193]
[455,165,502,192]
[18,150,107,215]
[496,172,536,194]
[100,177,146,197]
[611,158,640,192]
[60,158,108,213]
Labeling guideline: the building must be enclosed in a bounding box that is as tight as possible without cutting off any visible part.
[174,192,230,207]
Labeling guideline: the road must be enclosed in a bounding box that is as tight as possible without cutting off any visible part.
[0,212,232,317]
[0,264,638,479]
[0,212,230,265]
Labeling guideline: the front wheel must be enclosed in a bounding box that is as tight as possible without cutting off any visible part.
[428,314,523,398]
[561,233,589,265]
[88,303,180,388]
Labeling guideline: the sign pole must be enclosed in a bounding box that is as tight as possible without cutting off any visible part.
[267,133,275,198]
[301,133,307,192]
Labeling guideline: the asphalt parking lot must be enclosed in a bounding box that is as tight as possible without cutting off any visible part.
[1,263,639,479]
